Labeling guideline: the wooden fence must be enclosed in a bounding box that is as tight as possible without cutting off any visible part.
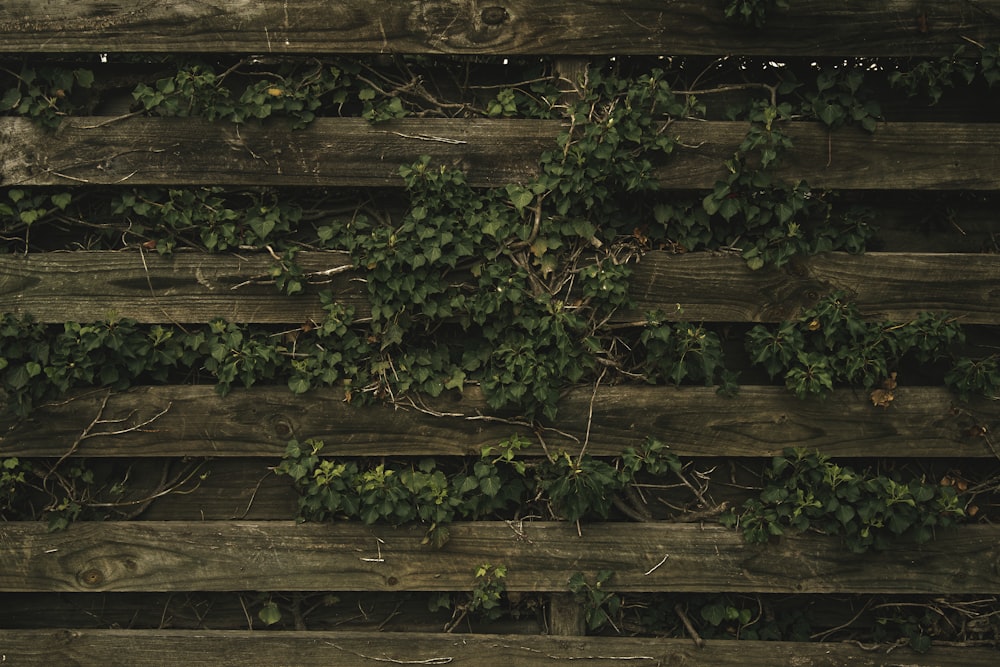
[2,1,1000,665]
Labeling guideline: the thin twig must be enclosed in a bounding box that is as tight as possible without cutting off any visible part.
[675,603,706,648]
[575,367,607,466]
[323,643,453,664]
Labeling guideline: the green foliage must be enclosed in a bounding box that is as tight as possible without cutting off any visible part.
[0,64,94,128]
[111,187,302,254]
[746,293,970,398]
[0,188,74,250]
[0,452,201,532]
[274,438,523,546]
[0,297,371,416]
[889,47,979,105]
[257,599,283,626]
[698,102,876,270]
[132,60,359,129]
[429,563,510,631]
[797,67,883,132]
[274,436,680,542]
[639,313,734,391]
[722,449,966,553]
[945,355,1000,401]
[0,457,32,519]
[568,570,622,632]
[539,453,621,523]
[469,563,508,620]
[724,0,790,27]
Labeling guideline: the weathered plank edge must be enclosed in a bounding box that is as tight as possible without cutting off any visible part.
[4,118,1000,190]
[2,521,998,594]
[1,385,996,459]
[1,0,999,57]
[0,629,995,667]
[1,251,998,324]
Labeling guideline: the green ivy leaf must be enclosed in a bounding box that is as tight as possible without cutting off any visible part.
[258,601,282,626]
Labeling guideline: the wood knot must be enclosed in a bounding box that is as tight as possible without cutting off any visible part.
[481,6,509,25]
[79,568,105,587]
[273,419,294,439]
[386,576,399,586]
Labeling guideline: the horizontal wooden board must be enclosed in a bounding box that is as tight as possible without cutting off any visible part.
[2,385,997,459]
[0,118,550,189]
[2,1,1000,56]
[627,251,1000,324]
[2,251,998,324]
[4,118,1000,190]
[0,629,997,667]
[2,521,998,594]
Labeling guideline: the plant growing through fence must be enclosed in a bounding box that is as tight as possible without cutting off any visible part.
[429,563,510,632]
[273,436,680,546]
[567,570,623,632]
[745,292,994,400]
[721,448,967,553]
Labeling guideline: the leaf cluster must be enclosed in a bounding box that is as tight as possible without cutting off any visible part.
[568,570,622,632]
[0,64,94,129]
[722,448,966,552]
[746,293,971,398]
[274,436,679,545]
[0,299,370,416]
[130,59,386,129]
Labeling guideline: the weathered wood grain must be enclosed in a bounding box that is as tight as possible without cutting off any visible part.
[2,385,996,459]
[2,1,999,56]
[0,629,996,667]
[2,251,998,324]
[1,521,997,594]
[0,250,359,324]
[626,251,1000,324]
[5,118,1000,190]
[0,117,551,189]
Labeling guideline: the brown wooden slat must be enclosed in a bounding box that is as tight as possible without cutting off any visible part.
[0,118,552,189]
[0,629,996,667]
[0,250,360,324]
[627,251,1000,324]
[2,0,1000,56]
[2,385,996,459]
[4,118,1000,190]
[2,521,998,594]
[2,251,998,325]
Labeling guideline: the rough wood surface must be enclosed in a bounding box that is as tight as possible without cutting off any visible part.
[2,251,998,324]
[0,250,360,324]
[4,118,1000,190]
[2,385,996,459]
[627,251,1000,324]
[0,629,996,667]
[2,0,999,56]
[0,118,550,189]
[0,630,992,667]
[1,521,998,594]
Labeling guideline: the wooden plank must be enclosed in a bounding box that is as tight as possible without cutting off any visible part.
[657,122,1000,191]
[0,250,360,325]
[626,251,1000,324]
[0,629,997,667]
[2,1,1000,56]
[1,521,998,594]
[3,251,998,325]
[2,385,997,459]
[0,117,552,189]
[4,118,1000,190]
